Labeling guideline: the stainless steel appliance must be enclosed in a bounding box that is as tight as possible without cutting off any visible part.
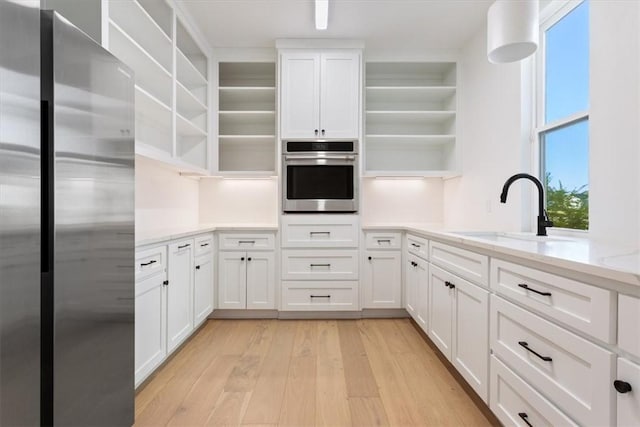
[0,2,135,425]
[282,140,359,212]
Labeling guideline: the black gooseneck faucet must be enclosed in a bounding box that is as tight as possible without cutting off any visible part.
[500,173,554,236]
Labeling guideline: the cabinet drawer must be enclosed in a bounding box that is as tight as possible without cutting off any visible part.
[490,356,578,427]
[219,232,275,251]
[491,258,615,343]
[430,241,488,287]
[365,231,402,250]
[617,358,640,427]
[407,234,428,259]
[491,295,615,426]
[194,233,214,257]
[281,281,358,311]
[281,215,358,248]
[135,246,167,281]
[282,250,358,281]
[619,294,640,358]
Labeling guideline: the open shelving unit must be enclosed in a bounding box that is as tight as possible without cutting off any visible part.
[105,0,210,174]
[218,62,276,174]
[364,62,459,176]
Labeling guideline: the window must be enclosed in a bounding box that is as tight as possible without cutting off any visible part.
[538,0,589,230]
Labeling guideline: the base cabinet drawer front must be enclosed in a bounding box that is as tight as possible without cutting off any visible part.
[362,251,402,308]
[365,231,402,250]
[282,281,359,311]
[429,241,488,287]
[490,356,578,427]
[219,232,275,251]
[136,246,167,281]
[491,258,615,343]
[407,234,429,259]
[135,272,167,387]
[194,233,214,257]
[490,295,615,426]
[282,250,359,280]
[618,294,640,359]
[281,216,359,248]
[616,358,640,426]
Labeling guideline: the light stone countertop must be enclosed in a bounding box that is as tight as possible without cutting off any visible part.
[135,223,279,247]
[363,223,640,289]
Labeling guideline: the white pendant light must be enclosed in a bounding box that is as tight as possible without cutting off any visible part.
[487,0,539,63]
[315,0,328,30]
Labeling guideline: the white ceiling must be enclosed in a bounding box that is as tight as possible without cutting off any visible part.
[177,0,494,50]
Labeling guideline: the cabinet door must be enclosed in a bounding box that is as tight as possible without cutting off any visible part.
[280,52,320,138]
[415,258,429,332]
[405,255,418,316]
[167,240,194,353]
[134,272,166,387]
[428,264,453,359]
[363,251,401,308]
[246,251,275,309]
[452,276,489,402]
[616,358,640,427]
[194,254,214,325]
[320,51,360,138]
[218,252,247,309]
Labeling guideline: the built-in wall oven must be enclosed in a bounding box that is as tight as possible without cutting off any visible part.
[282,140,358,212]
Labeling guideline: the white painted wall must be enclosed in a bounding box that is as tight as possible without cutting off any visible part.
[135,156,200,233]
[443,24,530,231]
[588,1,640,247]
[199,178,278,224]
[361,178,444,224]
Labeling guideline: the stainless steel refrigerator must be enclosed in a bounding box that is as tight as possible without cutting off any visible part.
[0,1,135,425]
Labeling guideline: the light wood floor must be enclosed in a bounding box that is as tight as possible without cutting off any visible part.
[135,319,494,426]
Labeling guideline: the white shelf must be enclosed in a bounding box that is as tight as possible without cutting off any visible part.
[219,87,276,111]
[366,110,455,120]
[366,86,456,110]
[177,48,208,90]
[109,21,172,106]
[135,85,171,123]
[366,134,455,145]
[219,135,275,140]
[363,170,461,178]
[176,113,207,137]
[176,81,207,119]
[108,0,172,70]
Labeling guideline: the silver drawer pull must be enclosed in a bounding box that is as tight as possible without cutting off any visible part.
[310,263,331,268]
[238,240,255,244]
[310,294,331,298]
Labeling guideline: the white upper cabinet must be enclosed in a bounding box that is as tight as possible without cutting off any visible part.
[280,50,361,139]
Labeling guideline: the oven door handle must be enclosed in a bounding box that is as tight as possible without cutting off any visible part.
[284,155,356,161]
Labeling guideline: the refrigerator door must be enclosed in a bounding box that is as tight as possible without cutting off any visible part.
[0,1,41,425]
[44,11,135,426]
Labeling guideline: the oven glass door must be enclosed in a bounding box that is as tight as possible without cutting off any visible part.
[286,164,354,200]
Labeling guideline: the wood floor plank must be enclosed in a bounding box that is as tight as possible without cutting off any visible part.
[315,321,352,427]
[205,391,252,426]
[278,356,316,426]
[358,319,423,426]
[241,322,297,425]
[292,320,318,357]
[337,321,380,398]
[348,397,390,427]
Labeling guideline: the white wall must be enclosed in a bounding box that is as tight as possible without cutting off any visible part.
[135,156,200,233]
[42,0,102,43]
[361,178,444,224]
[199,178,278,224]
[589,1,640,247]
[443,25,530,231]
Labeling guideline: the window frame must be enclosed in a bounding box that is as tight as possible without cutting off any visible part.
[533,0,590,235]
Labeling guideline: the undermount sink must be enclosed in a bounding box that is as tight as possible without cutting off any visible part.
[449,231,574,243]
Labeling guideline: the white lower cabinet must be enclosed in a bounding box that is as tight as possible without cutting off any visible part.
[194,253,214,325]
[406,254,428,332]
[429,263,489,402]
[616,358,640,426]
[167,239,194,353]
[218,251,275,310]
[490,355,578,427]
[618,294,640,359]
[363,250,401,308]
[134,247,167,387]
[490,294,615,426]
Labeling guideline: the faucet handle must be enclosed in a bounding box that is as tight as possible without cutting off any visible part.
[543,210,554,227]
